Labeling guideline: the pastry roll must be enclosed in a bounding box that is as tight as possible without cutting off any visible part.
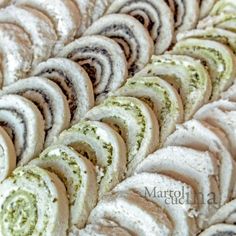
[199,224,236,236]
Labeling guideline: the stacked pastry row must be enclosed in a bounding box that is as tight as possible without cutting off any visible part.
[1,0,236,235]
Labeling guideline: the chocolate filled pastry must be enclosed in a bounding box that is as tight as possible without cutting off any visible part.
[58,35,127,102]
[1,77,70,147]
[84,14,154,75]
[32,58,94,124]
[106,0,174,54]
[0,95,45,166]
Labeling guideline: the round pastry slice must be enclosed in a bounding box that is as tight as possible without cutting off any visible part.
[209,0,236,15]
[164,119,236,205]
[209,199,236,225]
[79,219,132,236]
[172,0,199,34]
[199,224,236,236]
[0,23,32,87]
[0,165,69,236]
[113,173,198,236]
[85,96,159,175]
[32,58,94,124]
[88,191,173,236]
[135,146,219,229]
[172,38,236,101]
[58,35,127,101]
[111,76,184,146]
[31,145,98,228]
[0,127,16,182]
[55,121,127,197]
[13,0,80,53]
[0,95,45,166]
[135,54,212,120]
[177,27,236,54]
[194,99,236,157]
[106,0,174,54]
[199,0,217,19]
[84,14,154,75]
[90,0,112,23]
[1,77,71,147]
[0,5,57,66]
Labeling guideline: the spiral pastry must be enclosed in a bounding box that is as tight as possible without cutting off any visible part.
[136,54,211,120]
[106,0,174,54]
[0,95,45,166]
[165,119,236,205]
[209,0,236,15]
[172,38,236,101]
[0,165,69,236]
[58,35,127,101]
[177,27,236,54]
[199,224,236,236]
[84,14,154,75]
[13,0,80,53]
[88,191,173,236]
[55,120,127,197]
[31,145,98,229]
[0,5,57,66]
[1,77,71,147]
[0,23,32,87]
[32,58,94,124]
[85,96,159,175]
[0,127,16,182]
[112,76,183,146]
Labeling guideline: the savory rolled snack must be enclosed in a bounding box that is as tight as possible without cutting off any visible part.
[199,0,217,19]
[32,58,94,124]
[0,95,45,166]
[0,166,69,236]
[194,99,236,157]
[165,119,236,205]
[0,5,57,66]
[106,0,174,54]
[0,23,32,87]
[113,173,198,236]
[88,191,173,236]
[135,146,219,229]
[135,54,211,120]
[85,96,159,175]
[177,27,236,54]
[13,0,80,53]
[31,145,98,229]
[172,38,236,101]
[199,224,236,236]
[84,14,154,75]
[55,120,127,197]
[58,35,127,102]
[1,77,71,147]
[111,76,184,146]
[0,127,16,182]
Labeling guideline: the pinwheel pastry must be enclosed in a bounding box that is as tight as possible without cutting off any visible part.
[0,95,45,166]
[165,119,236,206]
[12,0,80,53]
[85,96,159,175]
[32,58,94,124]
[135,54,211,120]
[0,23,32,87]
[113,173,198,236]
[0,5,57,66]
[55,120,127,197]
[0,126,16,182]
[88,191,173,236]
[84,14,154,75]
[106,0,174,54]
[0,166,69,236]
[111,76,183,146]
[31,145,98,229]
[172,38,236,101]
[1,77,71,147]
[135,146,219,229]
[58,35,127,102]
